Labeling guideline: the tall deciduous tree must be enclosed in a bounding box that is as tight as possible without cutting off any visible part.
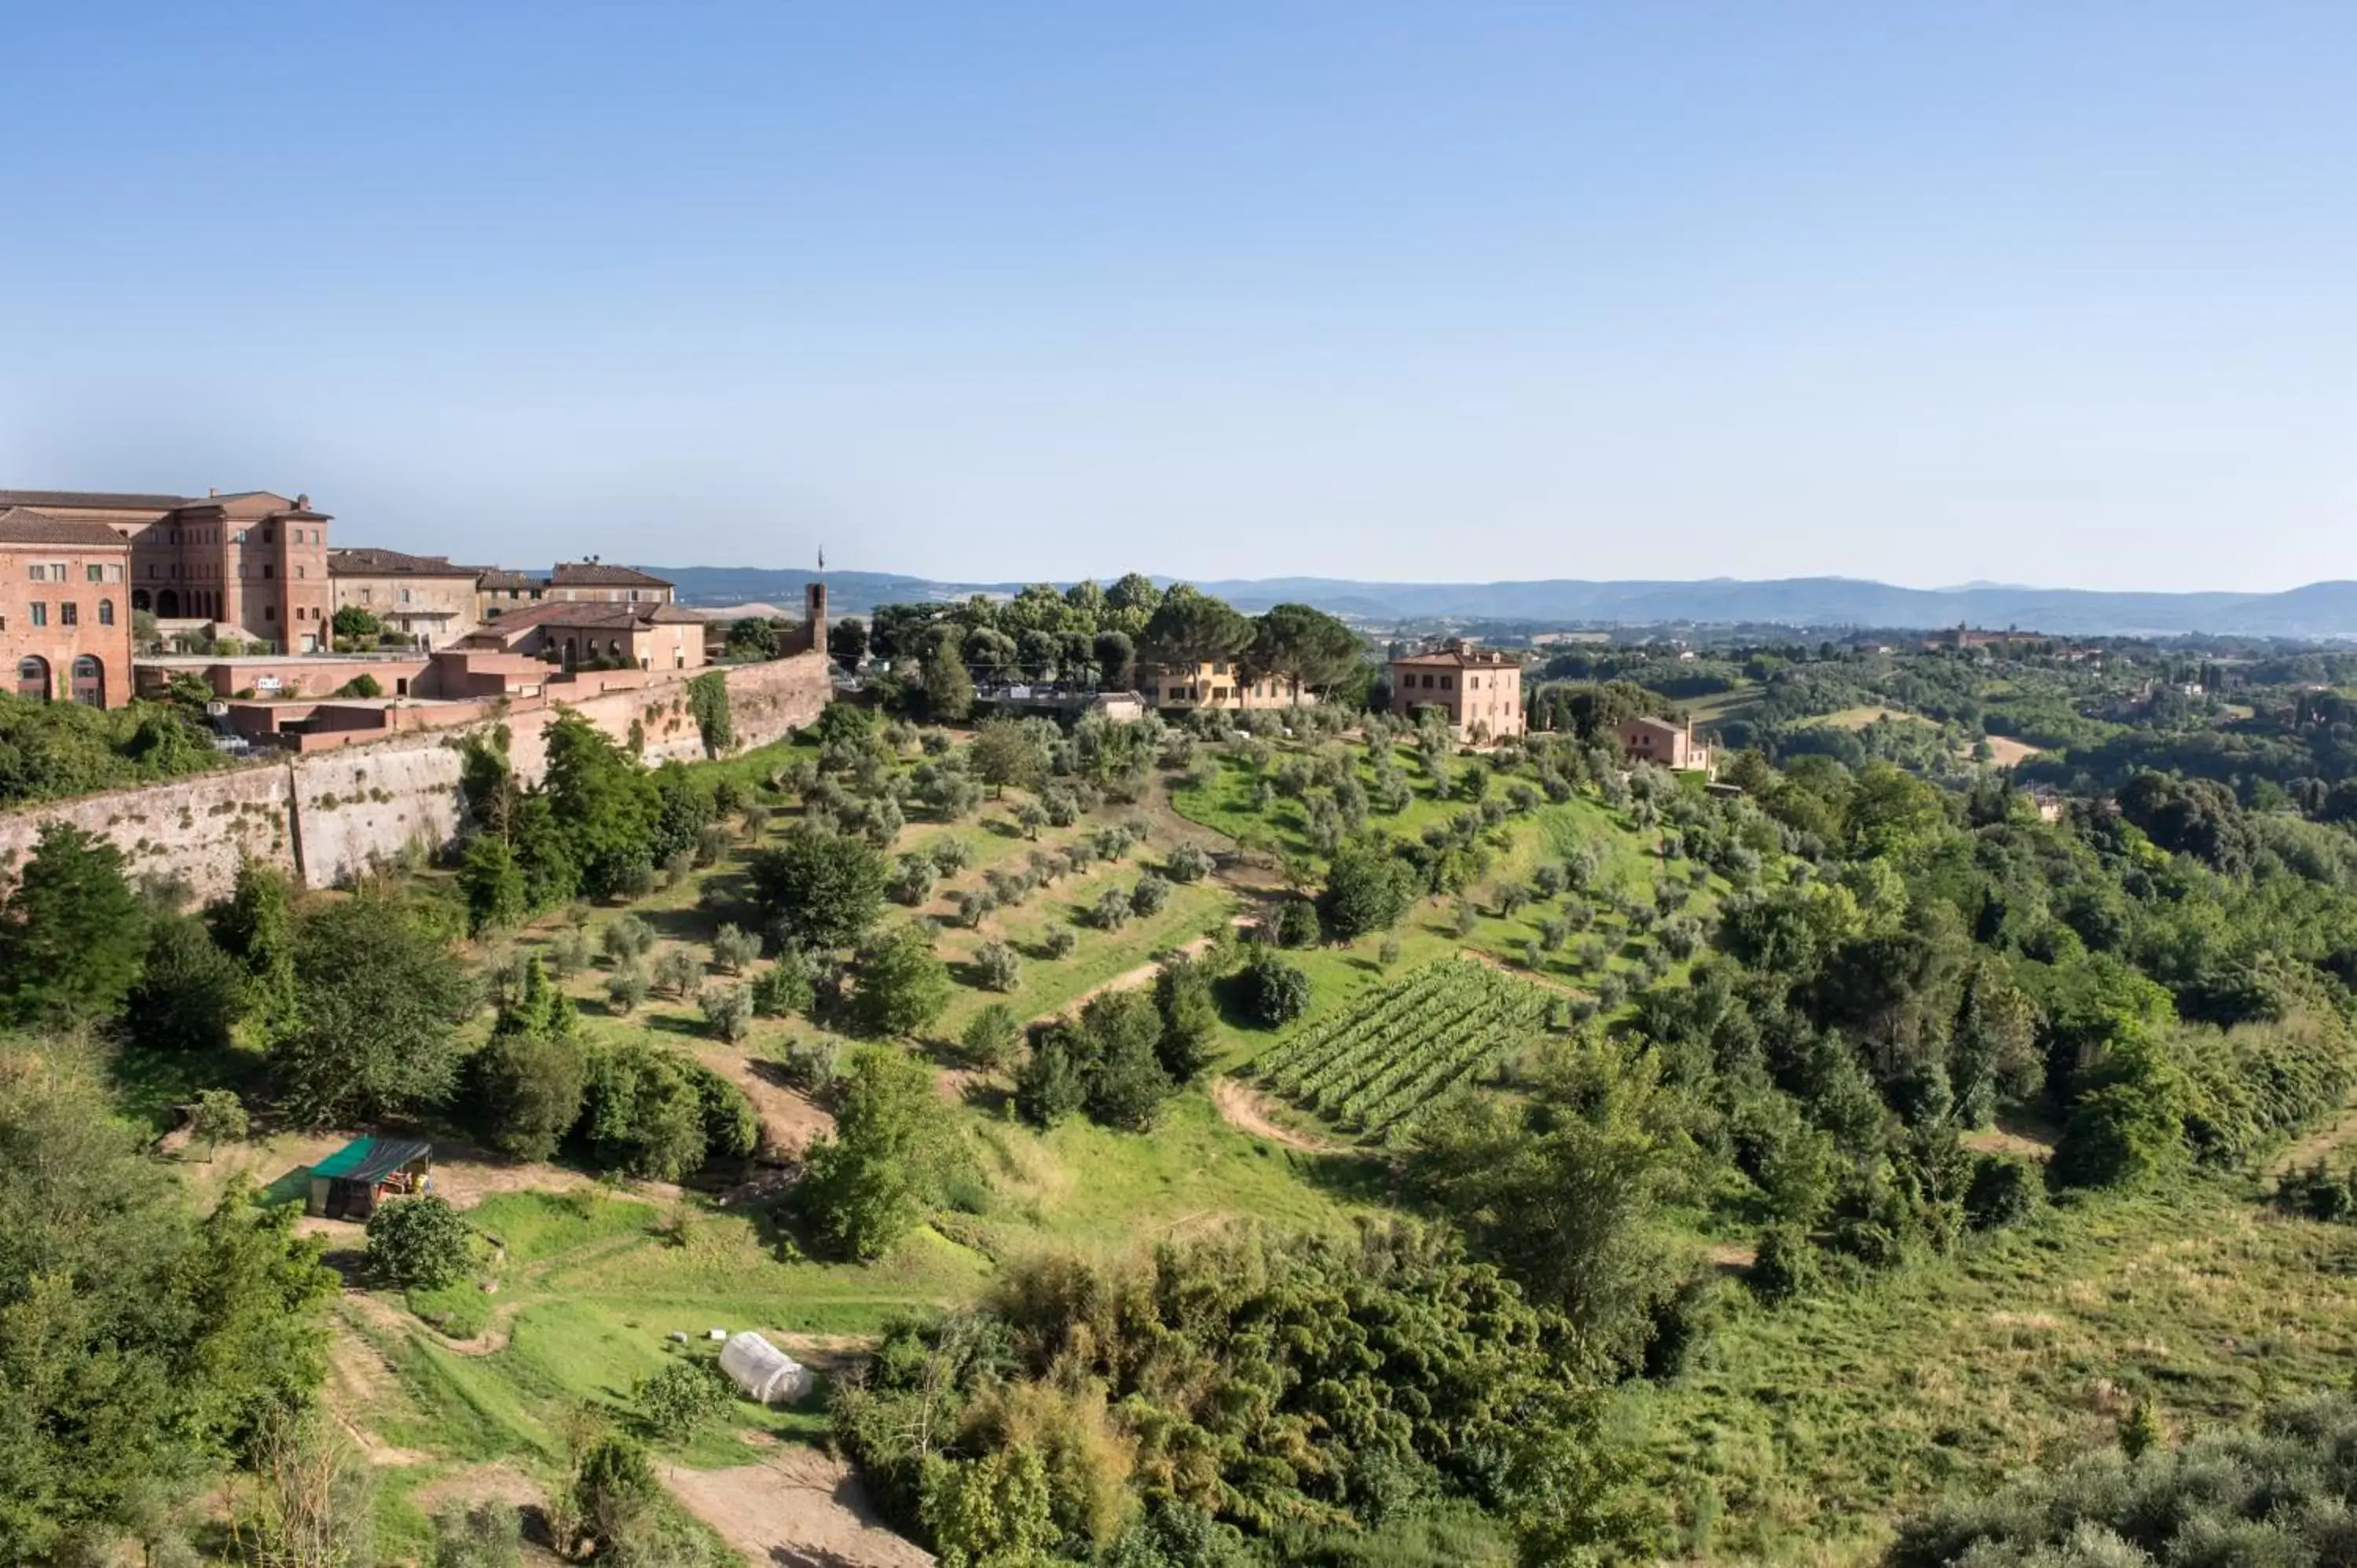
[270,894,478,1127]
[751,826,889,951]
[1410,1039,1698,1375]
[853,925,951,1039]
[542,712,661,899]
[799,1047,962,1258]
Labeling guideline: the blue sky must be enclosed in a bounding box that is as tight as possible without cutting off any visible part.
[2,4,2352,590]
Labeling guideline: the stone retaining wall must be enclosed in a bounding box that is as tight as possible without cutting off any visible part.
[0,653,832,901]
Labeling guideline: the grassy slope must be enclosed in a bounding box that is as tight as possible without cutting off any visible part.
[1637,1176,2357,1563]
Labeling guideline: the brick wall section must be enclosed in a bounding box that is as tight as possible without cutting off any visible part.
[0,651,831,900]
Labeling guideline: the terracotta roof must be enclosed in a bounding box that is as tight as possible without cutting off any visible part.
[329,547,478,577]
[1390,647,1521,668]
[479,600,691,636]
[476,569,541,590]
[550,561,673,589]
[1619,714,1683,735]
[0,507,137,549]
[0,488,189,511]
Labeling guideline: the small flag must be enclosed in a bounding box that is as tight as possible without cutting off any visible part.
[817,548,827,573]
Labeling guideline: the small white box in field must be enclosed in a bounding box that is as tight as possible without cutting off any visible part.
[708,1328,728,1341]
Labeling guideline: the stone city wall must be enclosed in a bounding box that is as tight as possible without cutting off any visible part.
[0,651,832,901]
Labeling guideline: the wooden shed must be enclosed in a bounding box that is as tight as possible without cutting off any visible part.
[306,1137,434,1220]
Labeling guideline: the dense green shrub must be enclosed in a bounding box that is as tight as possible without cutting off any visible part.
[366,1196,474,1290]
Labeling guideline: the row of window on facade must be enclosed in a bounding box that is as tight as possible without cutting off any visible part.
[158,525,321,546]
[27,562,123,584]
[4,600,118,631]
[15,654,106,706]
[1399,671,1511,692]
[146,561,307,580]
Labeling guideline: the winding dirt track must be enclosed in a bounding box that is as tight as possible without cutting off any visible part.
[1208,1078,1350,1155]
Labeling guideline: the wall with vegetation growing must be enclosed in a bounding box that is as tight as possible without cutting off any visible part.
[0,651,831,900]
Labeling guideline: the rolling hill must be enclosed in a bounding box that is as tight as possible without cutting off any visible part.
[654,565,2357,638]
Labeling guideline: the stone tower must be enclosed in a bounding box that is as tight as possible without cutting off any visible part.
[803,578,827,658]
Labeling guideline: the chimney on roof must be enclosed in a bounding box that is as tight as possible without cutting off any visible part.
[296,493,310,509]
[208,487,218,497]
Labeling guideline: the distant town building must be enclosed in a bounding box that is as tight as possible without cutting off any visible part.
[328,548,485,648]
[0,507,134,708]
[1387,640,1524,741]
[1614,714,1713,774]
[459,599,708,673]
[477,559,674,624]
[0,486,333,651]
[1138,658,1310,713]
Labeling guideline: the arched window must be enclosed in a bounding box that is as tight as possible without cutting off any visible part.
[97,599,114,626]
[16,656,49,701]
[70,656,103,708]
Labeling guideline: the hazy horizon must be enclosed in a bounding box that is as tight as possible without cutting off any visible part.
[5,5,2352,592]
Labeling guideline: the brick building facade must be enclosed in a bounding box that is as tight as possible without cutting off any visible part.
[329,548,485,647]
[1388,641,1524,741]
[0,507,136,707]
[0,487,333,652]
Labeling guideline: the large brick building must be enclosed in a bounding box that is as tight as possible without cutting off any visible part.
[0,507,135,707]
[328,548,485,648]
[478,560,674,623]
[0,487,333,652]
[1388,641,1525,741]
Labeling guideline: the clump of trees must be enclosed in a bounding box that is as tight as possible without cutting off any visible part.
[833,1220,1659,1566]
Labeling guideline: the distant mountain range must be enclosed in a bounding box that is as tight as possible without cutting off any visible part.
[653,566,2357,640]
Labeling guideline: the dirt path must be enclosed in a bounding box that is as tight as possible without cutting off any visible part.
[1028,931,1222,1024]
[340,1285,520,1357]
[324,1313,433,1466]
[659,1448,933,1568]
[1209,1079,1350,1155]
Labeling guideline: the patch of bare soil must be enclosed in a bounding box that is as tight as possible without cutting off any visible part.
[1962,1119,2058,1163]
[1983,735,2044,767]
[768,1332,878,1379]
[695,1045,836,1158]
[1703,1240,1758,1272]
[1209,1079,1350,1155]
[659,1448,934,1568]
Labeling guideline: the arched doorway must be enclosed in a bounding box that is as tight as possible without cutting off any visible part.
[156,588,181,617]
[16,657,49,701]
[70,656,104,708]
[131,588,152,613]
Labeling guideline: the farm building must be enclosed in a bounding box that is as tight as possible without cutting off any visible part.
[305,1137,434,1221]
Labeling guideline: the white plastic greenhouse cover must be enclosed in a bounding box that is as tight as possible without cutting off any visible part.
[718,1332,815,1405]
